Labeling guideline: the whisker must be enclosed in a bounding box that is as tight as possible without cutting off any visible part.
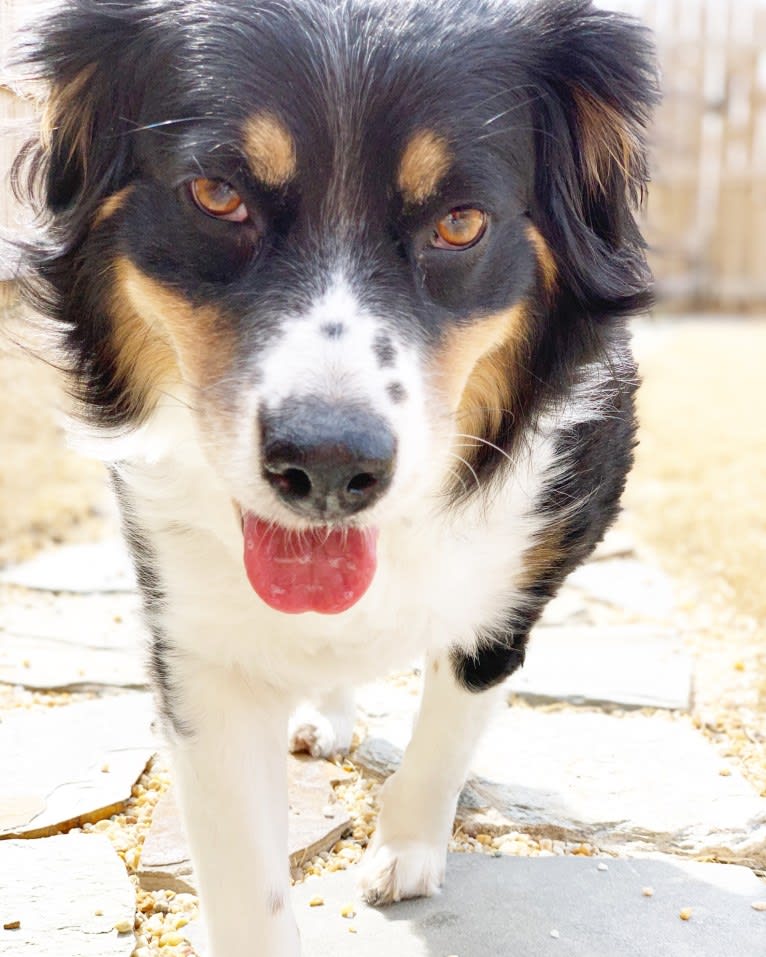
[444,464,470,498]
[118,116,212,137]
[447,451,481,492]
[475,125,567,147]
[473,82,542,115]
[453,432,514,466]
[482,93,545,128]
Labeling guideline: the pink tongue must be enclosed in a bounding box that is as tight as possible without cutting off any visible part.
[242,515,378,614]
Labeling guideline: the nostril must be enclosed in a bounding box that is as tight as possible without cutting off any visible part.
[268,467,312,500]
[347,472,378,496]
[260,399,396,518]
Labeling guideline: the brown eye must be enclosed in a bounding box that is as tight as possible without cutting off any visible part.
[432,207,487,249]
[190,178,248,222]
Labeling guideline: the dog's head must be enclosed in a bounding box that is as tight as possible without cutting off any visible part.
[15,0,657,612]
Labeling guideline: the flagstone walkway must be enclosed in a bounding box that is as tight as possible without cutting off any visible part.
[0,527,764,956]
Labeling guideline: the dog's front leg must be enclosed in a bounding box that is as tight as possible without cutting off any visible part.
[168,658,300,957]
[359,652,505,905]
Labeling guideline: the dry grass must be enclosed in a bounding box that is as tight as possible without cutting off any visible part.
[627,317,766,799]
[627,317,766,623]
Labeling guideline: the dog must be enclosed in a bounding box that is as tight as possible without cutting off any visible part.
[13,0,658,953]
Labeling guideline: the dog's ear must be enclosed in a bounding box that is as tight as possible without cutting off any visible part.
[15,4,156,216]
[525,0,660,316]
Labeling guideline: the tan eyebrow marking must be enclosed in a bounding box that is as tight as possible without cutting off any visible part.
[397,130,452,205]
[242,112,297,189]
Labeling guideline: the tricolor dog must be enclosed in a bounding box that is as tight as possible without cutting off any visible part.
[13,0,658,953]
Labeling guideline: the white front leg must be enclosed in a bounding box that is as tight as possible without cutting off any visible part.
[359,653,504,905]
[168,658,300,957]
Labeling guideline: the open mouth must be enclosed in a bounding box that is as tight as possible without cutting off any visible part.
[239,510,379,614]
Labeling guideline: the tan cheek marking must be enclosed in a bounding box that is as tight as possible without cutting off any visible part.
[516,528,567,592]
[242,112,297,189]
[108,263,179,418]
[526,224,557,293]
[112,258,235,404]
[573,88,638,194]
[433,304,528,442]
[93,186,134,227]
[397,130,452,206]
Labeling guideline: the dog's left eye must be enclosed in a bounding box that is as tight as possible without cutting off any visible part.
[431,207,487,250]
[190,178,249,222]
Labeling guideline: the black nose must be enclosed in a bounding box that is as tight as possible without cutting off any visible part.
[260,399,396,521]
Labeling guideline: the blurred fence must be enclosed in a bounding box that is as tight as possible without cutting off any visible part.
[2,0,766,311]
[609,0,766,311]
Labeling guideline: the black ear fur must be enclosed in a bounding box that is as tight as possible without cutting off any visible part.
[13,2,161,220]
[524,0,660,317]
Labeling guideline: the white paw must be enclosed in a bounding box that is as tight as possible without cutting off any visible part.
[358,839,446,906]
[288,704,352,759]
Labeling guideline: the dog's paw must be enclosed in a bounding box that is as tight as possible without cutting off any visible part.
[288,704,352,759]
[358,839,446,906]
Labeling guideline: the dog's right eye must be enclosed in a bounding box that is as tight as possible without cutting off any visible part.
[190,178,249,222]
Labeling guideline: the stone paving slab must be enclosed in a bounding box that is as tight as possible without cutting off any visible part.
[566,558,676,618]
[0,833,135,955]
[355,707,766,867]
[507,625,693,711]
[537,586,595,627]
[0,590,147,690]
[590,528,637,562]
[0,539,136,593]
[0,694,157,838]
[138,755,352,893]
[185,854,766,957]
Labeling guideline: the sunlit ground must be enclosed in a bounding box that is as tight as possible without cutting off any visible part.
[629,317,766,625]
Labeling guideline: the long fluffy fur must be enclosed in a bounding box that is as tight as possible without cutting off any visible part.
[11,2,658,954]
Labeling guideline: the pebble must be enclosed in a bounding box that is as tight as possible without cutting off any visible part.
[751,901,766,912]
[642,887,655,897]
[114,917,133,934]
[158,931,184,946]
[550,929,560,939]
[597,862,609,871]
[309,896,325,907]
[679,907,693,921]
[2,920,21,930]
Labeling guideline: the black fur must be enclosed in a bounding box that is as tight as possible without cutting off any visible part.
[453,350,639,691]
[111,470,190,736]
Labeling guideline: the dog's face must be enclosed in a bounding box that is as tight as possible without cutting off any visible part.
[18,0,656,611]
